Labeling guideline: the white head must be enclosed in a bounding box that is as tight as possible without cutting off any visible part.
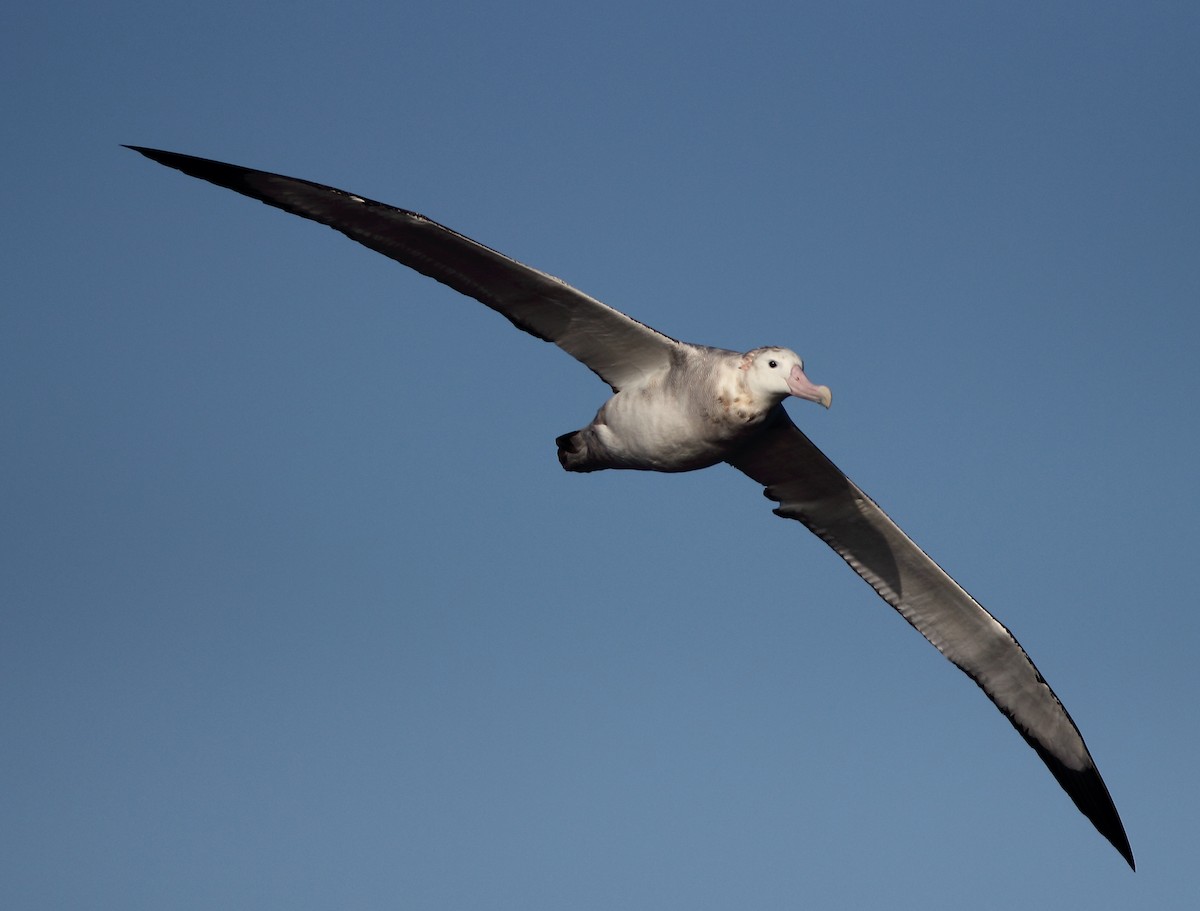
[741,347,832,409]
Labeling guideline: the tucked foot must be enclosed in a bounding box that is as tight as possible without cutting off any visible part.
[556,429,601,472]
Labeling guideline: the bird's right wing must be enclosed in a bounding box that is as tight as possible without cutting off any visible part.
[128,146,681,392]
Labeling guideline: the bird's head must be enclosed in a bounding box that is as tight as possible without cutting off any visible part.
[741,347,832,409]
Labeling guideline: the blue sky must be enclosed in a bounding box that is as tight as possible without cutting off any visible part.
[3,2,1197,908]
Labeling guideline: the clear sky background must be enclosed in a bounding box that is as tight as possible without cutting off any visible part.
[3,2,1197,908]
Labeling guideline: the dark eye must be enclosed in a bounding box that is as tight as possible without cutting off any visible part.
[768,359,778,368]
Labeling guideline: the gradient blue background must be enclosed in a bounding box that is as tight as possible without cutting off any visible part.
[4,2,1197,908]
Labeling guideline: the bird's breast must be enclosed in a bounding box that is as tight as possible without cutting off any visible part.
[588,385,771,472]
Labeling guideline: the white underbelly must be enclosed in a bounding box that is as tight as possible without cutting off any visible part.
[590,388,759,471]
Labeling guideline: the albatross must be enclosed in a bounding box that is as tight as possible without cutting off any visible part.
[128,145,1134,869]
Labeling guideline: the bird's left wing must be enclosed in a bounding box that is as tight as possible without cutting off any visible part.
[127,146,681,392]
[726,408,1134,869]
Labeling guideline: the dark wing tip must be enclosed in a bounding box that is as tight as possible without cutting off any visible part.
[124,145,191,166]
[1030,743,1134,870]
[124,145,393,240]
[1066,767,1135,870]
[124,145,270,198]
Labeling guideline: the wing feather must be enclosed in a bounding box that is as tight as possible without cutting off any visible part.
[127,146,679,391]
[727,409,1134,869]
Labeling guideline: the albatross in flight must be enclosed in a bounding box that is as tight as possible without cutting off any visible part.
[128,145,1134,868]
